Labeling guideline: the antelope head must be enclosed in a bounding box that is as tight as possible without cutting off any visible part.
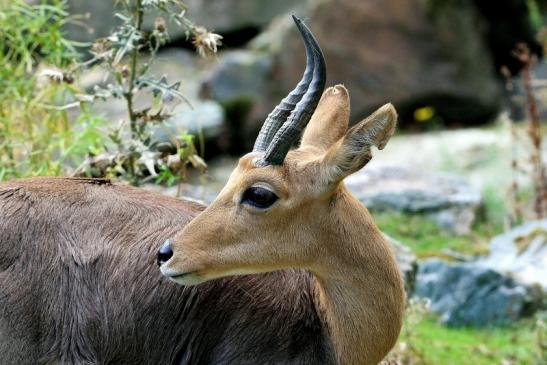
[158,16,397,287]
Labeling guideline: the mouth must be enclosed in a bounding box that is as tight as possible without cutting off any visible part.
[160,267,206,286]
[171,272,191,279]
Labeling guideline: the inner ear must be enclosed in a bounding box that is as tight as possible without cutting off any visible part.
[320,103,397,185]
[300,85,350,152]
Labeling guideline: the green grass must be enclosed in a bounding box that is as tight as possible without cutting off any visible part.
[0,0,108,180]
[372,179,507,259]
[396,316,541,365]
[373,212,493,258]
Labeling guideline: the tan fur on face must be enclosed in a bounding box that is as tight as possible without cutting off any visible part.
[164,85,404,365]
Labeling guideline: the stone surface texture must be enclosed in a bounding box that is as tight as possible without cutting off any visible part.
[345,165,482,235]
[414,258,544,327]
[481,220,547,290]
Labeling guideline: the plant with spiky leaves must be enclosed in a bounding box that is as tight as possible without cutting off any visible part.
[75,0,222,185]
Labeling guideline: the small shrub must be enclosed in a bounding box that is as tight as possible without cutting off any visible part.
[72,0,221,186]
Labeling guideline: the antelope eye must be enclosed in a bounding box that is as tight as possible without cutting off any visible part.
[241,186,278,209]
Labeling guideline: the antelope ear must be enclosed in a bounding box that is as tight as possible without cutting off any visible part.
[321,103,397,184]
[300,85,350,152]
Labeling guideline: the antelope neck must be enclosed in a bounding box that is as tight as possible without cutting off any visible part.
[311,187,405,365]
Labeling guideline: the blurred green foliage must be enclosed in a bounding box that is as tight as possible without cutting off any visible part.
[527,0,543,30]
[0,0,106,180]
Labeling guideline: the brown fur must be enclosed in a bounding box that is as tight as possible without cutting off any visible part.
[0,85,404,365]
[0,178,335,364]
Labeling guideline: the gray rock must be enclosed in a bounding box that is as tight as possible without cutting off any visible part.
[384,234,418,296]
[63,0,119,43]
[201,50,273,104]
[64,0,305,43]
[179,0,305,34]
[149,101,224,145]
[480,220,547,289]
[200,50,275,150]
[414,258,544,327]
[346,165,482,235]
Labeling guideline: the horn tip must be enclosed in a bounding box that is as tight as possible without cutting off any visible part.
[291,14,301,24]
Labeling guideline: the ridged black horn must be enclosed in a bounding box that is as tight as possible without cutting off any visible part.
[253,16,317,152]
[258,16,326,166]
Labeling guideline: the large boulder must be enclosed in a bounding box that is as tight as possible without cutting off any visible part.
[149,101,224,143]
[200,50,274,152]
[63,0,306,43]
[201,51,273,103]
[345,165,482,235]
[480,220,547,290]
[181,0,305,33]
[210,0,502,139]
[63,0,119,43]
[415,258,544,327]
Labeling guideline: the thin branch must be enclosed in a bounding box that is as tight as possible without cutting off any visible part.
[124,0,144,138]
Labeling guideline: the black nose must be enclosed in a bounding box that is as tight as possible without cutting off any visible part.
[157,240,174,266]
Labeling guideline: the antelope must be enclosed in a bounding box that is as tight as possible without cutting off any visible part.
[0,16,404,365]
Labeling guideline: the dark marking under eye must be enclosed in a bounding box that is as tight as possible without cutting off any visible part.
[241,186,279,209]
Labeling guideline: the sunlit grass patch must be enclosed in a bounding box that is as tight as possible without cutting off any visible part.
[373,212,492,258]
[394,316,540,365]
